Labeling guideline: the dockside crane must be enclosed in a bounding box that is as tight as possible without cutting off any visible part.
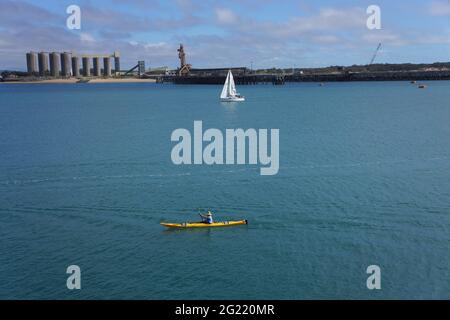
[369,43,382,65]
[177,44,191,76]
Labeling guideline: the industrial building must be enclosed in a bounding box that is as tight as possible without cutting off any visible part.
[175,44,247,77]
[25,51,121,78]
[189,67,248,77]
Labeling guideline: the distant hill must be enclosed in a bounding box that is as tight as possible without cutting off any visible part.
[256,62,450,75]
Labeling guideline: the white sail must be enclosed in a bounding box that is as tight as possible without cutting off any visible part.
[220,71,230,99]
[220,70,245,102]
[228,70,237,96]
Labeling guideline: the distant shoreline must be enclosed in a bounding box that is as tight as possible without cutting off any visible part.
[0,78,157,84]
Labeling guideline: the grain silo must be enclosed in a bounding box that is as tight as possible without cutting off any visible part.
[49,52,60,77]
[38,52,49,76]
[72,56,80,77]
[26,52,38,74]
[103,57,111,77]
[114,51,120,75]
[93,57,101,76]
[82,57,90,76]
[60,52,72,77]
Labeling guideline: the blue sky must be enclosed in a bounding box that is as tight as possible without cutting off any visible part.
[1,0,450,70]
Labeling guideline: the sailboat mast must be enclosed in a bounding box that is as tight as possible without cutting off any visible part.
[228,71,232,96]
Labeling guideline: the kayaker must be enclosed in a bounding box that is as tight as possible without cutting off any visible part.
[199,211,214,224]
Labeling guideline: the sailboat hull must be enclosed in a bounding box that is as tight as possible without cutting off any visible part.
[221,97,245,102]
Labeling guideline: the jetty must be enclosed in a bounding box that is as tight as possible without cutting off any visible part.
[157,44,450,85]
[160,70,450,85]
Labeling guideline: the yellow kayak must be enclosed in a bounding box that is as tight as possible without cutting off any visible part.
[161,220,248,229]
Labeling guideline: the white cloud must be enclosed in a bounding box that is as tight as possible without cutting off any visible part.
[0,38,9,47]
[215,8,238,24]
[280,7,366,35]
[144,42,168,49]
[312,35,340,44]
[361,32,406,46]
[80,33,95,42]
[215,7,367,41]
[429,1,450,15]
[416,29,450,44]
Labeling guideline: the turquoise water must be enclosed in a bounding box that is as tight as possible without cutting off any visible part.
[0,81,449,299]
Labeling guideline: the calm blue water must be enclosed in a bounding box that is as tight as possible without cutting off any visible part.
[0,81,449,299]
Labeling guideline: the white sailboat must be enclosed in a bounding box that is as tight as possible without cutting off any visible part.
[220,70,245,102]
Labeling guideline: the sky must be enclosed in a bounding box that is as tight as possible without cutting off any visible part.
[1,0,450,70]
